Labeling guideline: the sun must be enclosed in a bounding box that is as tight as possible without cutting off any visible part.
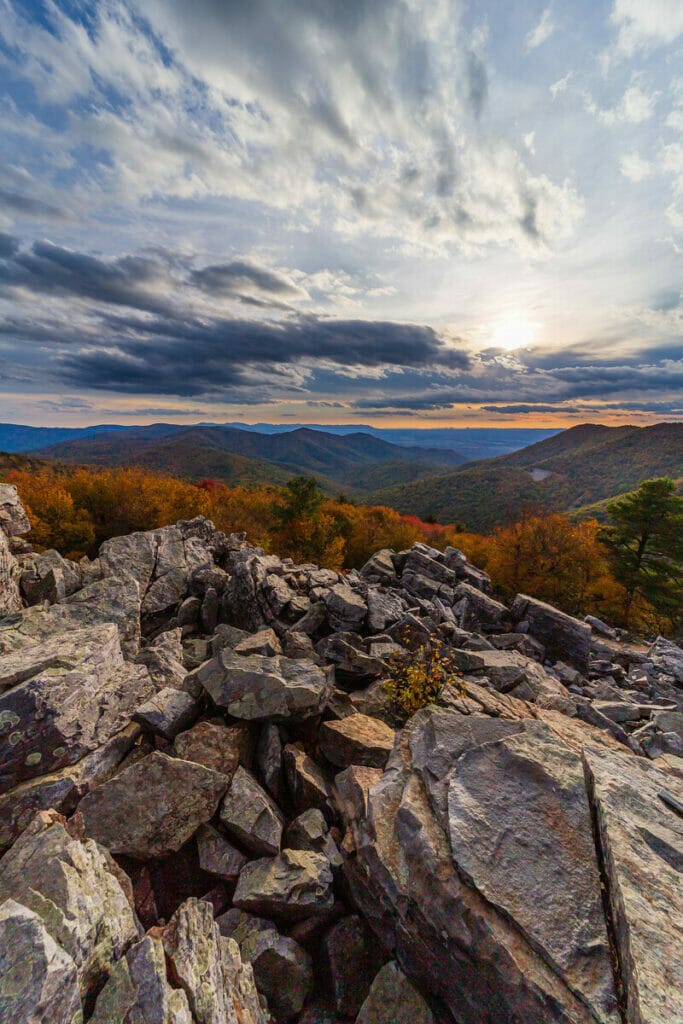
[489,316,539,352]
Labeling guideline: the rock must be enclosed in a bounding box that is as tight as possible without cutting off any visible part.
[583,745,683,1024]
[193,649,333,720]
[511,594,591,673]
[648,636,683,684]
[0,528,21,616]
[283,629,318,660]
[218,909,312,1021]
[339,708,621,1024]
[0,722,141,852]
[133,686,199,739]
[284,809,342,868]
[453,648,573,709]
[256,722,284,802]
[0,811,139,1002]
[172,720,244,777]
[219,765,284,856]
[0,623,155,790]
[360,549,396,581]
[284,743,336,822]
[234,627,283,657]
[162,898,266,1024]
[585,615,618,640]
[323,584,367,631]
[135,627,187,690]
[591,700,641,724]
[322,914,385,1017]
[89,934,192,1024]
[452,582,508,631]
[63,574,142,656]
[233,849,335,922]
[196,824,248,881]
[200,587,219,634]
[0,483,31,536]
[0,899,82,1024]
[403,548,458,587]
[320,714,395,769]
[78,751,229,858]
[178,595,202,627]
[366,587,405,633]
[356,961,434,1024]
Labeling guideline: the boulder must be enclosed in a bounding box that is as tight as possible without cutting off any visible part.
[320,714,395,769]
[133,686,199,739]
[339,708,621,1024]
[63,574,142,656]
[196,824,248,882]
[452,582,508,631]
[234,627,283,657]
[583,745,683,1024]
[323,584,367,631]
[648,636,683,684]
[193,649,333,720]
[172,720,245,777]
[162,898,266,1024]
[366,588,406,632]
[219,765,284,856]
[233,849,335,922]
[284,809,342,867]
[218,908,312,1021]
[0,623,155,790]
[322,914,385,1017]
[78,751,229,858]
[356,961,434,1024]
[89,934,192,1024]
[0,899,82,1024]
[256,722,284,802]
[0,483,31,536]
[134,627,187,690]
[284,743,336,822]
[0,528,21,616]
[0,811,139,1002]
[511,594,591,673]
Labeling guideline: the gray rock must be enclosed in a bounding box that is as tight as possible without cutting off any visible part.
[316,633,386,680]
[194,649,333,720]
[256,722,284,802]
[359,549,397,581]
[323,584,367,631]
[62,573,142,656]
[89,934,192,1024]
[452,582,508,631]
[78,751,229,858]
[0,810,139,1002]
[178,596,201,627]
[200,587,219,634]
[356,961,434,1024]
[320,714,395,769]
[234,627,282,657]
[591,700,641,724]
[196,824,248,881]
[219,765,284,856]
[0,623,155,790]
[233,849,334,922]
[511,594,591,673]
[0,528,21,616]
[0,899,82,1024]
[133,686,199,739]
[583,745,683,1024]
[135,627,187,690]
[218,909,312,1021]
[648,635,683,684]
[284,809,342,868]
[162,898,266,1024]
[0,483,31,536]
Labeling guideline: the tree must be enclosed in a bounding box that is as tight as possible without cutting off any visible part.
[601,478,683,629]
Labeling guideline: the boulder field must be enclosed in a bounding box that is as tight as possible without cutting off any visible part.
[0,483,681,1024]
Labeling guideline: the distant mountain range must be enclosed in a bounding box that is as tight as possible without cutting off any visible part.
[27,425,468,495]
[372,422,683,530]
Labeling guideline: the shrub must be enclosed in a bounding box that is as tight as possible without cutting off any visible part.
[384,629,464,719]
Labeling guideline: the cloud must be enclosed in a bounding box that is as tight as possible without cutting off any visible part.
[588,77,659,126]
[0,232,19,258]
[610,0,683,57]
[190,261,308,302]
[524,131,536,155]
[550,72,572,99]
[620,152,654,182]
[526,8,556,51]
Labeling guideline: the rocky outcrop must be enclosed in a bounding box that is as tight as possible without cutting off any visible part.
[0,488,681,1024]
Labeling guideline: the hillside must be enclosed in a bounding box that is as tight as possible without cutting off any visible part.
[32,425,466,494]
[372,422,683,529]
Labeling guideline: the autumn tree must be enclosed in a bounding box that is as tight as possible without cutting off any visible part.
[601,477,683,629]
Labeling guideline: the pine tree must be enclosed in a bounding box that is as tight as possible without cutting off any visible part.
[601,477,683,629]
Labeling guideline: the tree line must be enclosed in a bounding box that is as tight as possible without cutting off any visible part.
[4,465,681,637]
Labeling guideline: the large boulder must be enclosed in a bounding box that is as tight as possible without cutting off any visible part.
[339,707,621,1024]
[356,961,434,1024]
[219,765,284,856]
[0,623,155,791]
[0,483,31,537]
[320,714,395,769]
[648,636,683,684]
[0,529,21,616]
[511,594,591,673]
[193,649,333,720]
[89,934,193,1024]
[583,745,683,1024]
[78,751,229,858]
[0,810,139,1003]
[233,850,335,922]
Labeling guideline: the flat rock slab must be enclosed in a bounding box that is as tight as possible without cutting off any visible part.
[194,649,333,720]
[133,686,199,739]
[356,961,435,1024]
[447,727,618,1020]
[320,714,395,769]
[219,765,284,856]
[172,720,245,777]
[196,824,248,881]
[233,849,334,922]
[78,751,229,858]
[511,594,591,673]
[583,745,683,1024]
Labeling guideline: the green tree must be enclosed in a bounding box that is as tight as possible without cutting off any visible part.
[601,477,683,629]
[270,476,324,527]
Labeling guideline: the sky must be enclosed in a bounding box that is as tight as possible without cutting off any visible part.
[0,0,682,429]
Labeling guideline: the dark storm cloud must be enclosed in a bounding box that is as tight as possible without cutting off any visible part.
[0,188,69,221]
[191,261,305,299]
[466,52,488,119]
[0,232,19,258]
[56,314,470,397]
